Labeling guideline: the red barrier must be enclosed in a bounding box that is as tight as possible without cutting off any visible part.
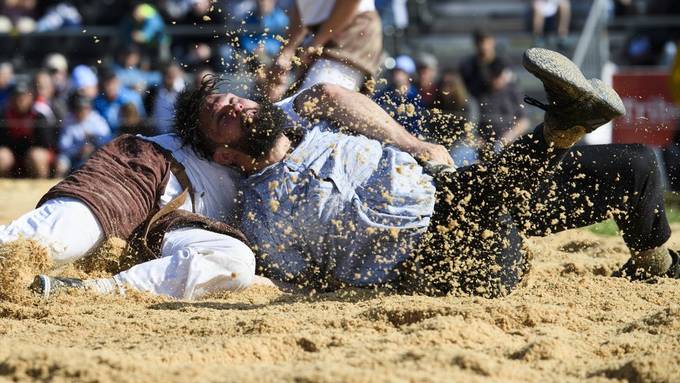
[612,70,680,147]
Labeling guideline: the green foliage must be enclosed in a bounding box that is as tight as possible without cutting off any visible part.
[587,193,680,237]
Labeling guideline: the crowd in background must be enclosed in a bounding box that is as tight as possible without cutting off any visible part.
[0,0,677,179]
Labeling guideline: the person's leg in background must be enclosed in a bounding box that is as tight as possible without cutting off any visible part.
[24,146,52,179]
[532,0,549,45]
[557,0,571,42]
[0,146,15,177]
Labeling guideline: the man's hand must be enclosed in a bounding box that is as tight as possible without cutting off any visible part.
[411,142,454,167]
[299,45,324,67]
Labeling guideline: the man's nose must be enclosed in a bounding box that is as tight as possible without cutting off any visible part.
[232,102,244,113]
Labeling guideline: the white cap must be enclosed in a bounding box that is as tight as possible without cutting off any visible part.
[45,53,68,73]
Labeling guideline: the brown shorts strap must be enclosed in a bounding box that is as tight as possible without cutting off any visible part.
[138,188,189,259]
[168,158,195,213]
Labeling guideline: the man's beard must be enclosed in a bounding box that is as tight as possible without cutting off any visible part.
[241,117,287,160]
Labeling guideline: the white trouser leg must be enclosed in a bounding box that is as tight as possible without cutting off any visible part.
[114,228,255,300]
[0,197,104,263]
[299,58,365,92]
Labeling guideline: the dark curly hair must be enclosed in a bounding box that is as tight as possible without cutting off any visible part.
[173,74,289,160]
[173,74,220,159]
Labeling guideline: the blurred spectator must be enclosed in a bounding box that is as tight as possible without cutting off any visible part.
[239,0,289,63]
[376,0,408,37]
[178,0,223,24]
[192,66,215,89]
[121,3,170,61]
[112,45,161,93]
[33,70,66,137]
[432,68,477,166]
[663,40,680,191]
[94,70,146,135]
[0,0,37,33]
[610,0,636,16]
[223,0,256,20]
[71,65,98,99]
[171,0,228,66]
[432,69,472,143]
[531,0,571,48]
[373,55,426,137]
[147,63,185,135]
[0,81,55,178]
[0,62,15,112]
[476,59,529,160]
[49,0,130,26]
[459,29,506,102]
[58,93,110,173]
[119,102,151,136]
[158,0,193,20]
[623,0,680,65]
[460,30,529,160]
[415,52,438,108]
[35,2,82,32]
[270,0,383,96]
[183,42,214,72]
[44,53,69,103]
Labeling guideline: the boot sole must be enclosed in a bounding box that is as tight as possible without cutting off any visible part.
[30,275,51,298]
[523,48,625,132]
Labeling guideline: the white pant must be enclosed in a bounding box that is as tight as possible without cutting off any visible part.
[0,198,255,300]
[300,58,365,92]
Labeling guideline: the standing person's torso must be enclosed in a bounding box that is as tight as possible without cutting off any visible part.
[4,106,37,148]
[460,56,493,101]
[296,0,375,26]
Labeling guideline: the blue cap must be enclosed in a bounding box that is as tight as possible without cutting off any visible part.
[394,55,416,75]
[71,65,97,90]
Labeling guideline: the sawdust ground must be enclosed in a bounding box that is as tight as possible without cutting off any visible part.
[1,179,679,383]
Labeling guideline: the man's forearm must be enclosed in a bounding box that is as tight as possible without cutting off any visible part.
[280,4,307,56]
[294,84,422,153]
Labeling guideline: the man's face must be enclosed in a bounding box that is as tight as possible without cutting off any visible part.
[199,93,260,148]
[124,52,140,68]
[476,37,496,60]
[163,65,182,90]
[35,73,54,99]
[0,64,13,88]
[75,105,91,121]
[103,78,120,100]
[417,67,436,87]
[257,0,275,15]
[392,69,411,90]
[14,92,33,113]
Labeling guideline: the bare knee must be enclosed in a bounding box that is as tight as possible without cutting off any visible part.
[24,147,51,178]
[0,147,15,177]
